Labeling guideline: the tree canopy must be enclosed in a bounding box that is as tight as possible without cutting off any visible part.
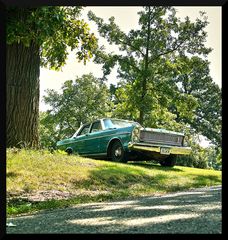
[40,73,111,147]
[87,6,221,147]
[172,56,222,147]
[7,7,98,68]
[7,6,98,147]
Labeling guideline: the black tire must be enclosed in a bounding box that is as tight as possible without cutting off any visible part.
[160,155,176,167]
[66,148,73,155]
[110,141,128,163]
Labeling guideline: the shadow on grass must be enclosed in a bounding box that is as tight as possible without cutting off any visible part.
[7,161,221,217]
[128,161,184,172]
[190,174,221,188]
[72,164,185,195]
[7,171,20,178]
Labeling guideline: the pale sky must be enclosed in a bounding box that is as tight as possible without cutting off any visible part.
[40,6,221,112]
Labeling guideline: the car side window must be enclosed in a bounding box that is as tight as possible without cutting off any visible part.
[78,124,90,136]
[90,121,102,133]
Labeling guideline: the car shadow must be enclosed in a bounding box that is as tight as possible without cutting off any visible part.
[128,161,184,172]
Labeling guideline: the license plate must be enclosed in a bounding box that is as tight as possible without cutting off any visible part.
[160,147,170,155]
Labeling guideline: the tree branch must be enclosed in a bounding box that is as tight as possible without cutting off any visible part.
[148,40,186,65]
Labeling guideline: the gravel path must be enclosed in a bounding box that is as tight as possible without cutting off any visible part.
[7,186,222,234]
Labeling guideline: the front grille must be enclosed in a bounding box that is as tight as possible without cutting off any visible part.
[140,130,183,146]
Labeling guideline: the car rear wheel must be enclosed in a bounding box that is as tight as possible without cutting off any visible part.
[160,155,176,167]
[66,148,73,155]
[110,141,128,163]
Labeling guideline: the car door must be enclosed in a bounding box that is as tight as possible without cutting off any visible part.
[84,120,103,154]
[72,123,91,154]
[98,119,119,153]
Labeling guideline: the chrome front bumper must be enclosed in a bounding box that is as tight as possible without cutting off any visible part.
[128,142,191,155]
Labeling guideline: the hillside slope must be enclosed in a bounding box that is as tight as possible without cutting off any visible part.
[7,149,221,216]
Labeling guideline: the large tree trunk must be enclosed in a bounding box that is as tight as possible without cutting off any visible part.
[6,42,40,148]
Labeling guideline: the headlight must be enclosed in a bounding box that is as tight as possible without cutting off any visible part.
[132,127,140,142]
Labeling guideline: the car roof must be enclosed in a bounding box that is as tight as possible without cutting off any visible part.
[102,118,137,123]
[81,118,138,127]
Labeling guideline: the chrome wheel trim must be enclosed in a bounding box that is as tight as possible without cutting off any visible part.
[114,147,122,157]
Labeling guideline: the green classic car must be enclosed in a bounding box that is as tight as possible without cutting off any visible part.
[56,118,191,167]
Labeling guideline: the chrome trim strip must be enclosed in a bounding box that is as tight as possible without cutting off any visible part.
[138,140,182,147]
[81,153,107,156]
[60,132,131,145]
[132,142,182,148]
[142,128,184,136]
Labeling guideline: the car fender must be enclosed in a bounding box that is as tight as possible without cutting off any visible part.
[106,137,122,155]
[106,136,130,155]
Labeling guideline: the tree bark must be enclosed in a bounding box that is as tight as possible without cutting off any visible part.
[6,42,40,148]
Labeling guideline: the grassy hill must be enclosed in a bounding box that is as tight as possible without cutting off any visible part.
[7,149,221,216]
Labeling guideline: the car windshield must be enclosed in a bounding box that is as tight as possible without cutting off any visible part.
[104,119,139,129]
[72,128,81,138]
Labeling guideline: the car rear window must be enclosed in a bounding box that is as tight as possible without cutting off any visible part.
[104,119,133,129]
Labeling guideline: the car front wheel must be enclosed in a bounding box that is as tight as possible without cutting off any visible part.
[110,141,128,163]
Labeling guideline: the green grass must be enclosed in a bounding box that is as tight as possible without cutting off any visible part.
[7,148,221,216]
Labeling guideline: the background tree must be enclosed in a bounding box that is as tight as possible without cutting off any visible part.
[40,73,112,147]
[88,6,211,126]
[7,7,98,148]
[175,140,222,170]
[171,56,222,147]
[39,111,59,148]
[109,73,198,133]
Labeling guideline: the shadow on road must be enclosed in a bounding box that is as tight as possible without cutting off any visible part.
[7,186,222,234]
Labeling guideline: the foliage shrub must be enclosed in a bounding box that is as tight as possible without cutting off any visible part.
[175,145,221,170]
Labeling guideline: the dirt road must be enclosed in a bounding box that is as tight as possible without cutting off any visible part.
[7,185,222,234]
